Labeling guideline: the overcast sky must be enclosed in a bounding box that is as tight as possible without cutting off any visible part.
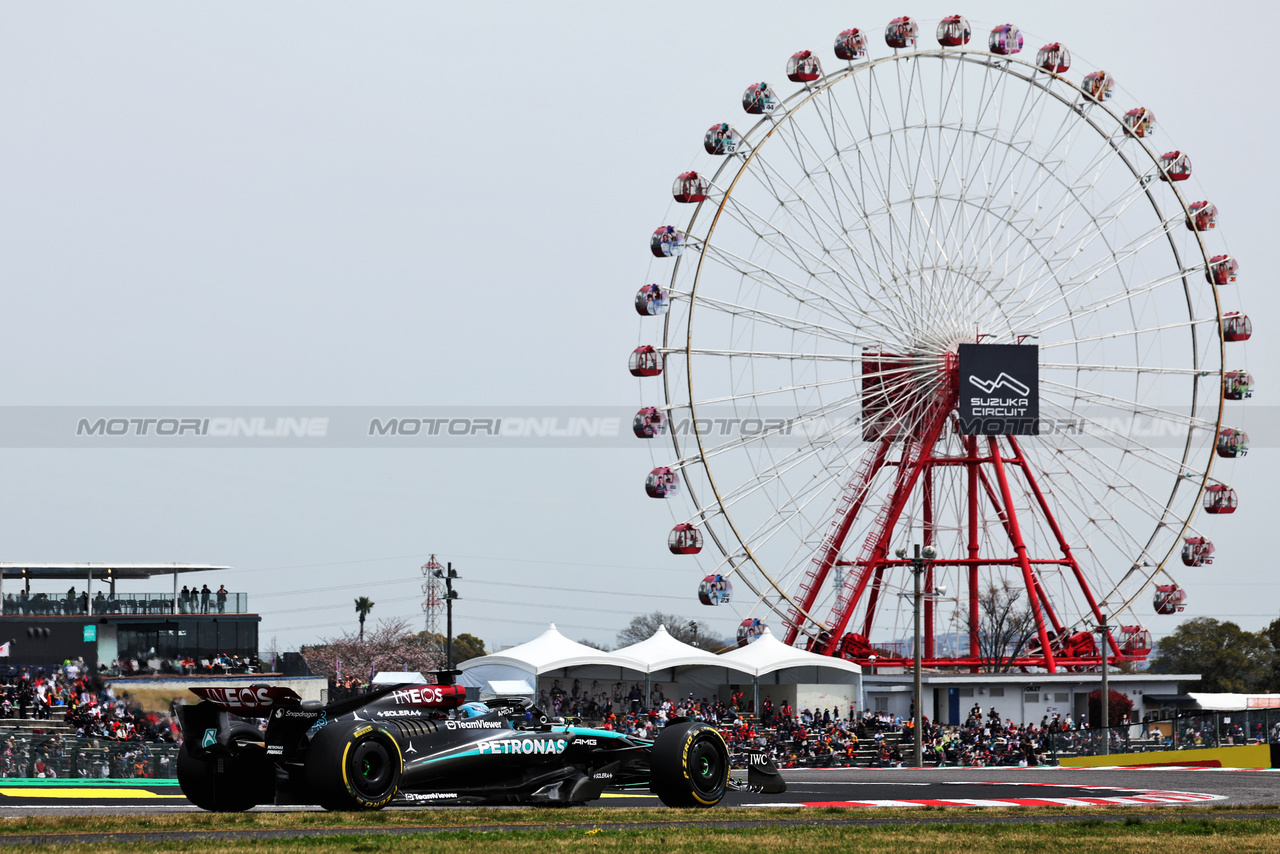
[0,2,1275,656]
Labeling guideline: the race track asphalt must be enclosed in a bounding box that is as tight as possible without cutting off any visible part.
[0,766,1274,814]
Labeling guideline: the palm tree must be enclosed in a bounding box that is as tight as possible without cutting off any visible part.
[354,596,375,641]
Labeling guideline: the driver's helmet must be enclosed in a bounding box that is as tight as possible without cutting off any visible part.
[457,702,490,719]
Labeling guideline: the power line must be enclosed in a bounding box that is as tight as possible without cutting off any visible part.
[226,551,688,577]
[253,573,693,606]
[260,610,624,637]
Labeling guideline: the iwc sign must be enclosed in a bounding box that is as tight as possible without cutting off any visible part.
[957,344,1039,435]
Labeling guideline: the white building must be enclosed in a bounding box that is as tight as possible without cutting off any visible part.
[863,671,1200,725]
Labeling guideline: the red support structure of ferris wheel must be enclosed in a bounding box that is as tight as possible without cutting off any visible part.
[785,357,1123,673]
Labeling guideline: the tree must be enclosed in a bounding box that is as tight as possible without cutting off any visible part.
[418,632,487,664]
[1149,617,1273,693]
[578,638,611,651]
[615,611,730,652]
[1265,615,1280,692]
[301,617,443,683]
[1087,689,1135,729]
[354,596,375,641]
[972,582,1038,672]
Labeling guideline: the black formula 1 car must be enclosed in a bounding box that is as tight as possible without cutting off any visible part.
[176,681,785,811]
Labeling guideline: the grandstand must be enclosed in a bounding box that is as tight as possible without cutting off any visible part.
[0,563,259,673]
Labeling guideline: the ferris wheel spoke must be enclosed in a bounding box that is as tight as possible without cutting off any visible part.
[679,389,865,465]
[846,71,936,284]
[720,448,874,625]
[963,121,1110,300]
[713,178,896,327]
[1030,265,1203,338]
[1038,397,1208,488]
[890,57,952,275]
[694,240,868,330]
[1021,442,1156,565]
[698,221,927,342]
[732,147,924,331]
[780,115,941,299]
[961,72,1061,277]
[1040,378,1217,431]
[1041,361,1205,376]
[673,292,871,346]
[707,419,868,513]
[822,81,920,283]
[670,354,934,413]
[686,364,944,472]
[950,79,1055,281]
[1007,207,1178,322]
[1007,182,1181,319]
[678,348,859,362]
[692,424,874,608]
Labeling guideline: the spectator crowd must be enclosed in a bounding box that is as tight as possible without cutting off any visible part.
[0,661,178,778]
[534,682,1131,767]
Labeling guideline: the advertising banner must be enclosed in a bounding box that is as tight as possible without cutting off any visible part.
[957,344,1039,435]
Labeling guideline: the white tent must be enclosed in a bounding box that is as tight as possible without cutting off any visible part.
[612,624,746,705]
[457,624,645,700]
[457,623,861,716]
[717,627,862,712]
[613,624,725,671]
[371,671,428,686]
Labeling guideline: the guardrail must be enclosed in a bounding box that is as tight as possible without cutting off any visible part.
[0,728,178,779]
[1047,710,1280,761]
[2,592,249,616]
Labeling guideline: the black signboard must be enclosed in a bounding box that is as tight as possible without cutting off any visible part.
[957,344,1039,435]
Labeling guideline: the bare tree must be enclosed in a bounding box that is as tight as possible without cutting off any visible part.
[974,582,1038,672]
[616,611,729,652]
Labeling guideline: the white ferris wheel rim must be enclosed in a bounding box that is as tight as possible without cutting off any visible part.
[652,45,1234,642]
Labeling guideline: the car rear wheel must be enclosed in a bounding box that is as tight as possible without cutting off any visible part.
[304,723,403,810]
[178,722,272,812]
[650,721,730,808]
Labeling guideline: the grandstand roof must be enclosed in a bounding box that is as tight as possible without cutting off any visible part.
[0,563,231,580]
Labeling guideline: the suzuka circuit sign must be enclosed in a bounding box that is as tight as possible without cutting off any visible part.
[957,344,1039,435]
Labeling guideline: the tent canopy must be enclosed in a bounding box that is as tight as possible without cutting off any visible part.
[371,671,427,686]
[612,625,732,673]
[458,624,639,675]
[716,627,862,678]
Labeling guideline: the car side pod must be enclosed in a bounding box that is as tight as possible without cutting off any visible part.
[745,749,787,794]
[650,721,731,807]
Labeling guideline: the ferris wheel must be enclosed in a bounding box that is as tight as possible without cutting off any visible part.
[632,16,1253,672]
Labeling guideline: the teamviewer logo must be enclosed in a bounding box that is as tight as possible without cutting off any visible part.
[968,373,1031,397]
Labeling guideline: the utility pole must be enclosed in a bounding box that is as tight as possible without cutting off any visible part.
[1097,613,1110,754]
[896,543,938,768]
[434,562,460,668]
